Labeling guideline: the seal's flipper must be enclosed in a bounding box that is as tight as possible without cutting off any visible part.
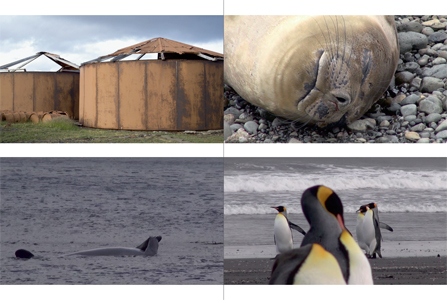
[289,221,306,235]
[379,222,393,232]
[15,249,34,259]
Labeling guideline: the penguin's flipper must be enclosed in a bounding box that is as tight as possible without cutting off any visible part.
[270,244,313,284]
[379,222,393,232]
[289,221,306,235]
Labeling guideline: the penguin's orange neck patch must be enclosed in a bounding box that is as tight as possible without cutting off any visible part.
[317,186,333,205]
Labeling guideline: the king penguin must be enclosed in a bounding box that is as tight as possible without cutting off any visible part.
[270,185,373,285]
[356,205,369,254]
[362,205,378,258]
[272,206,306,254]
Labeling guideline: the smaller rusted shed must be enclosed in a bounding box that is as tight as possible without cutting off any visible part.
[80,37,224,131]
[0,52,80,119]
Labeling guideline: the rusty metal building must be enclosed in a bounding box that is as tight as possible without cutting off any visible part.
[79,37,224,131]
[0,52,80,119]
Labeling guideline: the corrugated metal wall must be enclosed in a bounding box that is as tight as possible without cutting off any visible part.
[79,60,223,131]
[0,72,79,119]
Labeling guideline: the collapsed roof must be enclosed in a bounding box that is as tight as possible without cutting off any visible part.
[82,37,223,65]
[0,52,79,73]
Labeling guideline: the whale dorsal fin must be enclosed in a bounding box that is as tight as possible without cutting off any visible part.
[136,237,151,251]
[145,236,161,256]
[135,236,162,251]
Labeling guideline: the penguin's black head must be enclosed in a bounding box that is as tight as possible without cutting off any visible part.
[367,203,377,209]
[302,185,346,230]
[272,206,286,213]
[356,205,368,213]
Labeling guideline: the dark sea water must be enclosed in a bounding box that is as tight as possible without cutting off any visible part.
[224,157,447,258]
[0,157,223,284]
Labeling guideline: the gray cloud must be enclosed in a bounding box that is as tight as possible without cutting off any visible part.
[1,15,223,54]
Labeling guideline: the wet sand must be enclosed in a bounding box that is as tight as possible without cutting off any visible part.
[224,256,447,285]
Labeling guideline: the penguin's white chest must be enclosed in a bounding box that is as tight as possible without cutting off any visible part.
[274,214,293,254]
[356,213,367,252]
[362,209,376,255]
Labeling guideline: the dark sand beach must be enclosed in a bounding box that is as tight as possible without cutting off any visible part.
[224,256,447,285]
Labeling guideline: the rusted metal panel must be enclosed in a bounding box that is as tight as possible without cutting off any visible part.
[102,37,223,60]
[146,61,177,130]
[79,68,85,124]
[82,64,97,128]
[118,61,146,130]
[55,73,75,118]
[0,73,14,111]
[96,63,119,129]
[13,73,34,112]
[34,73,56,112]
[204,61,224,130]
[80,59,223,131]
[73,73,80,120]
[177,61,206,130]
[1,72,79,117]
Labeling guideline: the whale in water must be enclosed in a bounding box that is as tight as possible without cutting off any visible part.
[15,236,162,259]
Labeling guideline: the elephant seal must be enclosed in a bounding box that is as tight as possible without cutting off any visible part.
[224,16,399,127]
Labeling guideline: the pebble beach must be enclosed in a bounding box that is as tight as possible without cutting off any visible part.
[224,15,447,143]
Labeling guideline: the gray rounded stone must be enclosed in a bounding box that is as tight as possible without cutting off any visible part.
[244,121,259,134]
[375,136,391,143]
[433,57,447,65]
[420,77,445,92]
[258,123,268,131]
[224,107,242,119]
[398,32,428,54]
[428,31,447,44]
[417,55,430,66]
[401,94,420,105]
[230,123,243,131]
[419,131,431,138]
[416,138,430,143]
[425,113,442,123]
[401,104,418,116]
[347,119,376,132]
[421,27,435,36]
[397,22,423,33]
[435,130,447,139]
[435,119,447,132]
[288,138,302,143]
[421,65,447,79]
[410,123,426,132]
[404,115,417,122]
[438,50,447,60]
[380,120,390,127]
[395,71,416,84]
[419,97,443,114]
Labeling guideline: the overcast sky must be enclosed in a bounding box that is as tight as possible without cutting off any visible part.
[0,15,223,71]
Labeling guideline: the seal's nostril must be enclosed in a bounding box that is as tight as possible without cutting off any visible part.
[336,97,347,103]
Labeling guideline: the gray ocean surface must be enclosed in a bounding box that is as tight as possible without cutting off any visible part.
[224,157,447,259]
[0,157,223,284]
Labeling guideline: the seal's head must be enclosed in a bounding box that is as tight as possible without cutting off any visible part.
[224,15,399,127]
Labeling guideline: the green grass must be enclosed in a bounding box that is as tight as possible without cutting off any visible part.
[0,119,223,143]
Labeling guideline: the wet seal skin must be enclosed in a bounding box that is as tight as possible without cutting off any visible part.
[224,16,399,127]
